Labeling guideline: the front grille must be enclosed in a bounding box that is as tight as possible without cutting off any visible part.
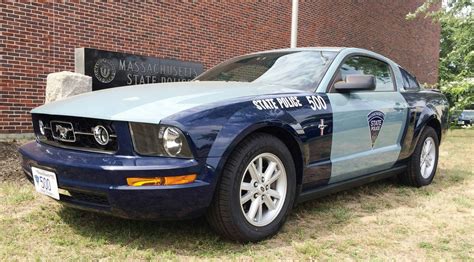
[32,114,118,153]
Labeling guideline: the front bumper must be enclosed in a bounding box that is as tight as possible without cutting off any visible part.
[19,141,215,220]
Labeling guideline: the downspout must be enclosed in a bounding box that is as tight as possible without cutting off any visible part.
[290,0,299,48]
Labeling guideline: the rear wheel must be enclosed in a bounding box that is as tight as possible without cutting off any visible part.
[399,126,439,187]
[206,133,296,242]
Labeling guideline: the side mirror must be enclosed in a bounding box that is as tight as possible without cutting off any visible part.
[334,75,376,92]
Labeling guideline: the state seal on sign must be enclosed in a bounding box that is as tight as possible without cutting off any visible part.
[93,59,116,83]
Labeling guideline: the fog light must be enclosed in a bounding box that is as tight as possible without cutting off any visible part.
[127,174,197,186]
[93,125,109,145]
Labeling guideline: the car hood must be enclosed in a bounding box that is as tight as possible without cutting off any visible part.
[32,81,303,123]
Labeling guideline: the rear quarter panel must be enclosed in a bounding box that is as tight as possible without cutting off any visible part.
[398,90,449,160]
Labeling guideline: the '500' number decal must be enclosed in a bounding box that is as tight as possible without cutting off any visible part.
[306,96,327,110]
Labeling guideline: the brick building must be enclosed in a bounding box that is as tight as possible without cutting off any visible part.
[0,1,440,136]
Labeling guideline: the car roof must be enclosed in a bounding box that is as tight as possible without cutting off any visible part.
[252,47,345,54]
[250,47,400,67]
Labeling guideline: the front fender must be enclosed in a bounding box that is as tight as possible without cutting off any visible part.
[163,98,307,192]
[205,107,306,178]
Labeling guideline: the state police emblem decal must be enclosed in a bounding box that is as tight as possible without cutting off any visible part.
[367,110,385,148]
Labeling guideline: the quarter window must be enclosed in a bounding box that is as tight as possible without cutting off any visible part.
[335,56,395,91]
[400,67,420,90]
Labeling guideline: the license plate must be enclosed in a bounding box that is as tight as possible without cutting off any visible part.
[32,167,60,200]
[458,121,465,125]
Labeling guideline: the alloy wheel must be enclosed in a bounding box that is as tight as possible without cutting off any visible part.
[239,153,287,227]
[420,137,436,179]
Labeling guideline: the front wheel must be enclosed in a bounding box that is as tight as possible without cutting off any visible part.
[206,133,296,242]
[398,126,439,187]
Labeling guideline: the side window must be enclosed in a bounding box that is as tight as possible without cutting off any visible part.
[400,67,420,91]
[335,56,395,91]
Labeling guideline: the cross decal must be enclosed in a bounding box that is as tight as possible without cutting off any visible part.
[318,119,328,136]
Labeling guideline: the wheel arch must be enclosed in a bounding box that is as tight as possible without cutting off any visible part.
[417,107,443,145]
[252,126,305,186]
[210,122,306,188]
[404,111,443,159]
[425,117,442,143]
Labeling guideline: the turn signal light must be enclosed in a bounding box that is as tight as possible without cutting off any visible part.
[127,174,197,186]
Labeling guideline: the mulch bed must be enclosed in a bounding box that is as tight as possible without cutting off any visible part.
[0,141,29,183]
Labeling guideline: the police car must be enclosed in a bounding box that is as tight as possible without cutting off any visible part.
[19,47,449,242]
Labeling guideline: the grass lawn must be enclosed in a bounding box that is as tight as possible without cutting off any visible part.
[1,129,473,260]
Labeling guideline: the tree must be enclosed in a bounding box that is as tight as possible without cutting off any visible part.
[408,0,473,117]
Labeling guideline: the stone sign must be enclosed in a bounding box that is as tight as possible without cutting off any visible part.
[75,48,204,91]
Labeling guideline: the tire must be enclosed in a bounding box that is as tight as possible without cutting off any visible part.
[398,126,439,187]
[206,133,296,242]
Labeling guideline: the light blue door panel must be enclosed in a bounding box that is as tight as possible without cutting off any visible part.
[328,92,407,183]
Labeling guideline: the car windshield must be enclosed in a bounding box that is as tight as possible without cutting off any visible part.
[195,51,338,91]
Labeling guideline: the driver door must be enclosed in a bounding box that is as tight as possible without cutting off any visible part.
[326,55,408,183]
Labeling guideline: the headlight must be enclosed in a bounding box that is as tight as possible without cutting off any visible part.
[162,127,183,156]
[129,123,193,158]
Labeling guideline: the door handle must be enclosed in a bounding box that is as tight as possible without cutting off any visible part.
[394,102,405,111]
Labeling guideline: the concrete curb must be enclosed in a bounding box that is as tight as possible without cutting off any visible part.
[0,133,35,142]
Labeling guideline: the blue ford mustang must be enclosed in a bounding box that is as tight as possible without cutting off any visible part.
[19,47,449,242]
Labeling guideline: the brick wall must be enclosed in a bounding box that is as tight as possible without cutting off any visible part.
[0,1,440,134]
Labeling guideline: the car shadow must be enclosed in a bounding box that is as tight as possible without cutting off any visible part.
[56,169,464,257]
